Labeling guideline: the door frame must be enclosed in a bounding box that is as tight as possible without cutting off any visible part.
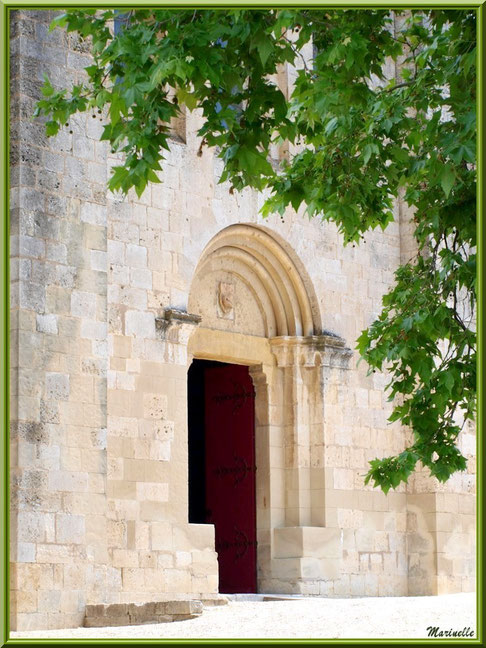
[188,327,275,593]
[202,361,257,592]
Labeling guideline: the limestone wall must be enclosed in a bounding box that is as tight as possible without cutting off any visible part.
[9,9,476,632]
[10,9,111,630]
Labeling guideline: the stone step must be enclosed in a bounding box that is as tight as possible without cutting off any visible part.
[200,595,229,607]
[226,593,306,602]
[84,600,203,628]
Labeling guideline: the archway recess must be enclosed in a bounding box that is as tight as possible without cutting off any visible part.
[185,222,352,594]
[188,224,322,338]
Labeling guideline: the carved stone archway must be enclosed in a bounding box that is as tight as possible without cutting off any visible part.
[183,224,352,594]
[188,224,322,338]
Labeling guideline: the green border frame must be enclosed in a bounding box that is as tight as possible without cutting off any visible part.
[0,1,484,645]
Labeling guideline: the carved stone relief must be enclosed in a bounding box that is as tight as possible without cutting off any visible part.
[217,281,235,320]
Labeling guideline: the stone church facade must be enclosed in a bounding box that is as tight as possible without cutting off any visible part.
[9,10,476,631]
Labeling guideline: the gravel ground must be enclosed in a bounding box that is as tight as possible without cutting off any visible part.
[11,592,476,640]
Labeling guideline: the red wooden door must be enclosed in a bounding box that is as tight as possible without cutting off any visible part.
[204,363,257,593]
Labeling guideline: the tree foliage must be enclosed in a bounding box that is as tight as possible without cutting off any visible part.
[34,8,477,493]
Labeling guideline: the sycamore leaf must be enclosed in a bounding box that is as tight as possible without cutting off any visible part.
[440,166,455,198]
[176,88,198,111]
[45,121,60,136]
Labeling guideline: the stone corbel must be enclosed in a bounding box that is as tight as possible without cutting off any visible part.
[155,308,202,344]
[269,333,353,369]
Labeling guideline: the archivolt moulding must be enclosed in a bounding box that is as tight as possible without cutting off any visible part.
[190,223,323,338]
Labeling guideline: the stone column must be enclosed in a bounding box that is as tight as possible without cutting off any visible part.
[267,335,352,594]
[270,334,352,527]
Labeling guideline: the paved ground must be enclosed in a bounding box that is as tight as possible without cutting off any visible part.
[11,592,476,640]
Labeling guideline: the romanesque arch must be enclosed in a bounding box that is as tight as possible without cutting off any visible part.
[188,223,322,338]
[185,223,354,594]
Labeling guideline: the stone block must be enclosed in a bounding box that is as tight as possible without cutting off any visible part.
[13,590,38,614]
[19,281,46,312]
[151,522,173,551]
[125,311,155,339]
[175,551,192,568]
[45,372,69,401]
[36,543,73,565]
[126,243,147,268]
[105,603,129,616]
[333,468,355,491]
[136,482,169,501]
[166,600,203,615]
[48,470,88,493]
[73,135,94,160]
[164,569,191,592]
[19,235,45,259]
[273,526,342,559]
[107,239,125,265]
[56,513,85,544]
[17,542,36,563]
[123,458,166,482]
[190,551,218,577]
[36,313,58,334]
[112,550,139,569]
[81,202,106,226]
[149,440,171,461]
[173,524,215,552]
[89,249,107,272]
[80,319,107,340]
[17,512,53,543]
[122,568,145,590]
[142,393,168,420]
[71,290,97,319]
[37,589,62,614]
[130,268,152,289]
[139,501,168,521]
[271,557,302,580]
[84,616,128,627]
[154,420,175,442]
[108,480,137,500]
[54,263,77,290]
[355,527,375,553]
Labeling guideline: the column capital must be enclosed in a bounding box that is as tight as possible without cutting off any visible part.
[269,334,353,369]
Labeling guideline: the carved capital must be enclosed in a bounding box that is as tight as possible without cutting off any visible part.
[269,334,353,369]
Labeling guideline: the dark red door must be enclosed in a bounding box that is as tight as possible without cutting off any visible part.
[204,363,257,593]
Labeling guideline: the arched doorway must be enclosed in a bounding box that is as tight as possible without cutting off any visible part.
[186,224,351,594]
[188,359,257,593]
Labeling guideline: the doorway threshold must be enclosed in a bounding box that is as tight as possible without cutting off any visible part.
[225,594,307,602]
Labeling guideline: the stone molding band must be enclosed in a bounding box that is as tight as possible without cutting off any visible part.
[269,334,353,369]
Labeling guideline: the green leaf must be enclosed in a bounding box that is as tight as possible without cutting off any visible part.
[250,31,274,66]
[49,13,68,32]
[362,144,373,165]
[324,117,338,136]
[440,166,455,198]
[45,121,60,136]
[41,76,55,97]
[176,88,198,111]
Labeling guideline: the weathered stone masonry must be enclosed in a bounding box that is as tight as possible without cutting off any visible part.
[9,9,476,631]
